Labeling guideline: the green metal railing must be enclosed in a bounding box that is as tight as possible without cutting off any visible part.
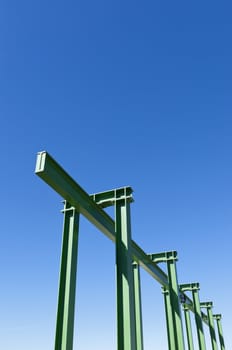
[35,151,225,350]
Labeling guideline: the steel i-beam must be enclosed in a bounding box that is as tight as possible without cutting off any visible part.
[213,315,225,350]
[93,188,143,350]
[182,304,194,350]
[115,187,137,350]
[133,263,144,350]
[55,201,80,350]
[162,287,176,350]
[201,302,218,350]
[180,283,206,350]
[150,251,185,350]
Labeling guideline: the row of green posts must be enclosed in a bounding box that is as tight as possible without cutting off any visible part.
[35,151,225,350]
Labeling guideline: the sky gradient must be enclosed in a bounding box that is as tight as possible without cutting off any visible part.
[1,1,231,349]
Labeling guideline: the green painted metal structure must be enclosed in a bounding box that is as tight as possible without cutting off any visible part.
[213,315,225,350]
[35,151,226,350]
[180,283,207,350]
[150,251,185,350]
[55,202,80,350]
[200,302,218,350]
[182,304,194,350]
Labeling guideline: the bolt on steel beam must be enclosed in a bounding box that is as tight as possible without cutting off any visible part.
[182,304,194,350]
[54,201,80,350]
[213,315,225,350]
[150,251,185,350]
[180,283,206,350]
[200,302,218,350]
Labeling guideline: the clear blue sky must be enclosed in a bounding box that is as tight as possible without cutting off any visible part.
[1,1,231,349]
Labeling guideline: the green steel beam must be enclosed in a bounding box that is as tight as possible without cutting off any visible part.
[182,304,194,350]
[162,287,176,350]
[201,302,218,350]
[150,251,185,350]
[213,315,225,350]
[166,257,185,350]
[54,201,80,350]
[133,263,144,350]
[115,194,137,350]
[180,283,206,350]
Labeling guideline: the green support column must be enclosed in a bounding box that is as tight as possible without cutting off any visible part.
[182,304,194,350]
[180,283,206,350]
[151,251,185,350]
[201,302,218,350]
[133,263,144,350]
[55,201,80,350]
[162,287,176,350]
[213,315,225,350]
[115,187,137,350]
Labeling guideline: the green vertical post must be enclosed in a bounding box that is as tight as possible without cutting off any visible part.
[201,302,218,350]
[151,251,185,350]
[133,263,144,350]
[183,304,194,350]
[180,283,206,350]
[167,255,185,350]
[54,201,80,350]
[213,315,225,350]
[115,187,137,350]
[162,286,176,350]
[192,287,206,350]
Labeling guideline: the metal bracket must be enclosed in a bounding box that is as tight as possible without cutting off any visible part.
[200,301,213,309]
[213,314,222,320]
[180,283,200,292]
[149,251,178,263]
[91,186,134,208]
[61,201,76,213]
